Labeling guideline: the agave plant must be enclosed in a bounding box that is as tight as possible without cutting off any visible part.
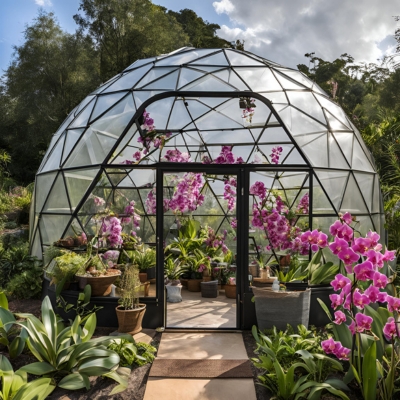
[0,355,55,400]
[12,296,132,394]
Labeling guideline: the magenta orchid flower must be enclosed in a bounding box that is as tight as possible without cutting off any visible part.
[383,317,397,340]
[355,313,373,332]
[330,293,344,309]
[338,247,359,265]
[341,212,353,225]
[353,289,370,309]
[333,311,346,325]
[351,237,372,255]
[336,224,353,241]
[373,271,388,289]
[329,220,343,236]
[329,237,349,255]
[353,260,374,281]
[331,274,351,291]
[348,320,356,335]
[321,337,337,354]
[366,249,384,269]
[386,295,400,312]
[382,249,396,262]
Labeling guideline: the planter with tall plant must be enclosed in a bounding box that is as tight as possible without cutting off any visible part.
[116,263,146,334]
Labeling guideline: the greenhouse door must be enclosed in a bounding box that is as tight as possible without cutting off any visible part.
[161,169,241,330]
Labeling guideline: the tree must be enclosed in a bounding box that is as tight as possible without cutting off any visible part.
[167,8,231,49]
[74,0,190,81]
[0,11,101,183]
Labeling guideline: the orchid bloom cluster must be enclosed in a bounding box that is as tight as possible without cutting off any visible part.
[167,173,205,214]
[101,250,120,268]
[224,177,237,212]
[270,146,283,164]
[250,181,309,255]
[162,149,191,163]
[295,193,309,215]
[123,200,141,230]
[100,216,123,248]
[241,98,256,123]
[204,226,229,254]
[202,146,244,165]
[305,212,398,361]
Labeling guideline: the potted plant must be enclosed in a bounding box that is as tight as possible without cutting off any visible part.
[116,263,146,334]
[46,251,87,295]
[225,276,236,299]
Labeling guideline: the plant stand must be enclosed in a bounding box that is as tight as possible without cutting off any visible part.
[225,284,236,299]
[166,284,182,303]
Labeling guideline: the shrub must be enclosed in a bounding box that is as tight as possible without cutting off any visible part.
[5,264,43,299]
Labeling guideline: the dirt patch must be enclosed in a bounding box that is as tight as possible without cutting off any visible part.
[8,298,42,318]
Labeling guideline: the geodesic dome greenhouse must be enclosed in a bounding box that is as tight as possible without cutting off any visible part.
[31,47,384,265]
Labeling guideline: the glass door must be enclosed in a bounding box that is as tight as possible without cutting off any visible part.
[162,170,239,329]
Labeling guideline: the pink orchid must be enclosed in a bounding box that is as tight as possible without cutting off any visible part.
[331,274,351,291]
[343,293,352,310]
[329,237,349,255]
[366,230,380,248]
[352,237,372,255]
[348,320,356,335]
[353,289,370,309]
[321,337,337,354]
[329,220,343,236]
[383,317,397,340]
[341,212,353,225]
[333,311,346,325]
[366,249,384,269]
[335,345,351,360]
[386,295,400,312]
[330,293,344,309]
[336,224,353,241]
[383,249,396,262]
[353,260,374,281]
[364,285,381,303]
[355,313,373,332]
[338,247,359,265]
[373,271,388,289]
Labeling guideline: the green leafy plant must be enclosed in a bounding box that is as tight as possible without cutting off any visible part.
[12,296,130,394]
[5,263,43,300]
[107,338,156,368]
[305,250,339,285]
[0,355,55,400]
[164,256,187,281]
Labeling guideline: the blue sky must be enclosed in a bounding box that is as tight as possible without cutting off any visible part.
[0,0,398,73]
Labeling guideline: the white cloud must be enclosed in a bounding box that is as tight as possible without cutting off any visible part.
[213,0,235,15]
[212,0,398,68]
[35,0,52,6]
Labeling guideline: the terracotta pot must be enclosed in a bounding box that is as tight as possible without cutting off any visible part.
[73,235,86,247]
[280,255,291,267]
[139,272,148,283]
[187,279,202,292]
[116,304,146,335]
[58,237,74,248]
[76,271,121,296]
[225,284,236,299]
[259,269,269,280]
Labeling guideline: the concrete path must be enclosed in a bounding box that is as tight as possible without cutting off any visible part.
[143,332,257,400]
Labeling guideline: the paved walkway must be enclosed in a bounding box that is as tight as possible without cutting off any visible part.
[143,332,257,400]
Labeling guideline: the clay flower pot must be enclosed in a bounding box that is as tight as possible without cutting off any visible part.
[116,304,146,335]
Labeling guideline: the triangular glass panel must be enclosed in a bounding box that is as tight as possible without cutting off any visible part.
[136,67,178,88]
[324,109,351,131]
[183,99,213,121]
[312,174,337,214]
[372,214,384,237]
[282,147,308,165]
[249,148,269,164]
[142,70,179,90]
[328,133,349,169]
[39,215,72,245]
[256,144,290,165]
[133,90,165,108]
[287,92,326,124]
[225,49,265,66]
[64,168,99,211]
[281,107,327,136]
[102,64,153,93]
[43,173,70,213]
[372,174,381,213]
[155,49,217,66]
[197,97,228,109]
[352,138,374,172]
[267,113,280,125]
[228,145,254,163]
[276,69,314,89]
[90,94,135,139]
[91,75,119,94]
[177,68,206,89]
[201,129,254,144]
[249,171,275,189]
[299,133,328,167]
[213,69,249,90]
[260,91,289,104]
[127,169,156,188]
[41,133,65,172]
[145,97,175,130]
[63,218,85,240]
[273,71,308,90]
[354,172,374,212]
[75,95,96,116]
[79,185,112,215]
[216,98,249,126]
[249,128,264,142]
[62,129,84,164]
[290,132,324,148]
[340,173,368,214]
[90,92,128,122]
[234,67,282,91]
[195,110,243,130]
[315,169,349,212]
[332,131,353,166]
[106,170,128,187]
[54,109,76,136]
[314,94,351,129]
[35,172,57,213]
[167,100,194,130]
[110,125,138,164]
[246,100,272,127]
[124,57,155,71]
[356,216,375,237]
[180,74,235,91]
[31,231,42,260]
[69,98,95,128]
[188,51,228,66]
[189,66,226,74]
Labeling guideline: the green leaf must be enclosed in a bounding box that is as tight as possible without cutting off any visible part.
[81,313,96,342]
[41,296,57,348]
[0,292,8,310]
[20,362,56,375]
[58,373,87,390]
[362,341,377,400]
[12,378,55,400]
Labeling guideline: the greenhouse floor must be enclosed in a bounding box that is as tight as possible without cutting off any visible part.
[166,287,237,329]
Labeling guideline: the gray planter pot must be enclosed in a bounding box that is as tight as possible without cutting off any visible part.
[252,287,311,331]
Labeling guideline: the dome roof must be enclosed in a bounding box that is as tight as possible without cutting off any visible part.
[31,47,383,257]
